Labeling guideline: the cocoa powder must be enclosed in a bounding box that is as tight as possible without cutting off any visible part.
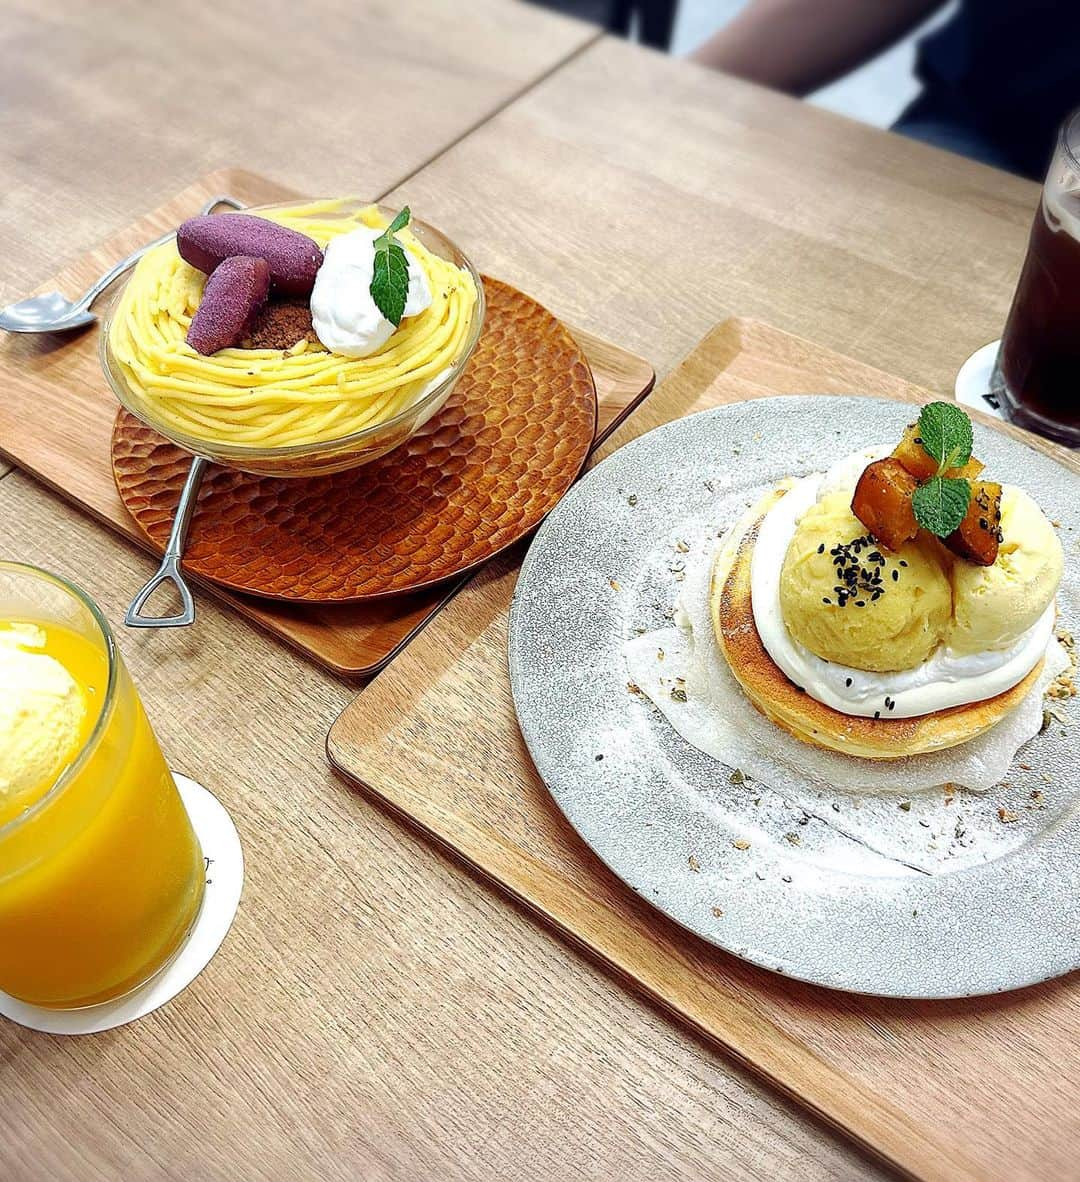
[243,300,323,351]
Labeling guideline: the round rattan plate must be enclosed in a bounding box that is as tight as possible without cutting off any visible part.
[111,278,597,602]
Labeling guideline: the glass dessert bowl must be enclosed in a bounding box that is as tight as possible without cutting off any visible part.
[100,199,485,478]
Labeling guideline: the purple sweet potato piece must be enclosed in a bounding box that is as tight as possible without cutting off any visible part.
[177,213,323,296]
[186,256,270,355]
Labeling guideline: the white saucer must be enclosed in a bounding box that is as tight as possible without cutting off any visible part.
[954,340,1004,420]
[0,773,242,1035]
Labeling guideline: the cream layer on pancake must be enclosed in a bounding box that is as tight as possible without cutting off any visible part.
[749,448,1057,719]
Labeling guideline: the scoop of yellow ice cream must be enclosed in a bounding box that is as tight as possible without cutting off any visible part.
[949,486,1063,655]
[0,623,87,819]
[780,491,952,672]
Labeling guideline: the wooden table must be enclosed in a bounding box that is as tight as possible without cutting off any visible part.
[384,34,1039,389]
[0,6,1045,1179]
[0,0,597,299]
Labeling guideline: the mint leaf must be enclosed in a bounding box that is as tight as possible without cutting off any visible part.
[912,475,971,537]
[385,206,410,236]
[370,241,409,326]
[917,402,973,473]
[370,207,412,326]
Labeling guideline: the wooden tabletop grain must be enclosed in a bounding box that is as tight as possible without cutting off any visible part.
[0,4,1048,1179]
[381,35,1041,390]
[0,0,598,302]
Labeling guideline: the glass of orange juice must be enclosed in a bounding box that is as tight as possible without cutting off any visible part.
[0,563,205,1008]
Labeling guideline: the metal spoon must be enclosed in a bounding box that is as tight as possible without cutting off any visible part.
[0,194,244,333]
[125,457,209,628]
[119,195,254,628]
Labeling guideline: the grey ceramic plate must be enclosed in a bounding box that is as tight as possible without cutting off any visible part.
[508,396,1080,998]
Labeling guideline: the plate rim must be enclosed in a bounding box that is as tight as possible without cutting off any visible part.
[508,394,1080,999]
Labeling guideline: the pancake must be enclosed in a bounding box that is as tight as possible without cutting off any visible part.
[711,487,1045,759]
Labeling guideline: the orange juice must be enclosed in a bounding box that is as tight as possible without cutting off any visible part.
[0,567,205,1008]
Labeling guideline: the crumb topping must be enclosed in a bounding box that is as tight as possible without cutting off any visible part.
[243,300,324,351]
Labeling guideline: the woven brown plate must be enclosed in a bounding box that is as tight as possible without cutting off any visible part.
[111,277,597,602]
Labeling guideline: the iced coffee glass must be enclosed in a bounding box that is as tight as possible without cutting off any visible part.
[994,107,1080,446]
[0,564,205,1008]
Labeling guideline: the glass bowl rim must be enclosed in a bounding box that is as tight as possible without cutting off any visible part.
[98,198,487,461]
[0,562,119,841]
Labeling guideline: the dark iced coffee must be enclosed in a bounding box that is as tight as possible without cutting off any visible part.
[994,109,1080,447]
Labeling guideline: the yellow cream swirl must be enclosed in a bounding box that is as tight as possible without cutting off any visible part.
[108,201,479,449]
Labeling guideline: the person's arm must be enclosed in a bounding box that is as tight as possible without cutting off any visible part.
[689,0,947,95]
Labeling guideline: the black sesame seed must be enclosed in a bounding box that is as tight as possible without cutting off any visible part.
[899,560,908,567]
[817,543,825,554]
[845,677,853,687]
[855,600,865,607]
[892,569,899,581]
[822,597,831,604]
[874,710,881,719]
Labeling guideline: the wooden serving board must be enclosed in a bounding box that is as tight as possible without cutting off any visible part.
[0,170,654,676]
[328,318,1080,1182]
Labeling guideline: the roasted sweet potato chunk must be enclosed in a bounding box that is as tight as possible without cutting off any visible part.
[892,422,984,482]
[851,458,920,552]
[945,480,1002,566]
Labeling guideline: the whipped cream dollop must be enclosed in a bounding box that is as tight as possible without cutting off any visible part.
[749,449,1056,718]
[310,225,432,357]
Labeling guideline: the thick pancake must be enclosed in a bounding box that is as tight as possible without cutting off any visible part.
[711,488,1044,760]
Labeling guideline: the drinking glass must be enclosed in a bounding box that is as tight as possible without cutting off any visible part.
[993,107,1080,446]
[0,564,205,1008]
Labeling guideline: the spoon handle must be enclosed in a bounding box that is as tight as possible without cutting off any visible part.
[122,194,246,628]
[77,194,245,313]
[124,456,208,628]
